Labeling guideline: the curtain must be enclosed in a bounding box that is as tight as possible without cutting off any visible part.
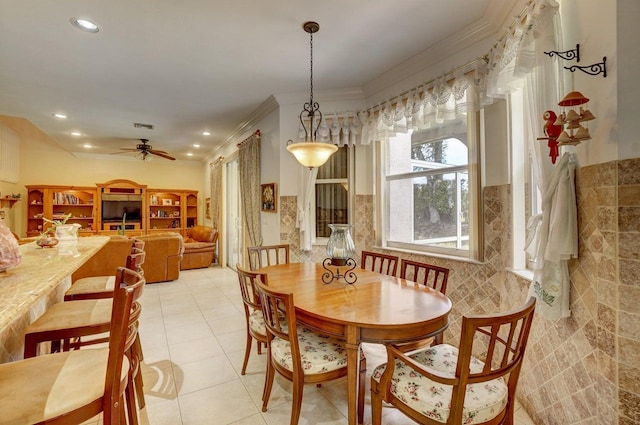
[238,131,262,247]
[359,66,484,145]
[209,157,223,230]
[489,0,577,320]
[297,167,318,251]
[296,113,361,147]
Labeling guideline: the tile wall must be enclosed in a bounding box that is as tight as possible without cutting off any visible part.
[277,157,640,424]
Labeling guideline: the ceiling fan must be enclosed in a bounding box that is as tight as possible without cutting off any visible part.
[117,139,176,161]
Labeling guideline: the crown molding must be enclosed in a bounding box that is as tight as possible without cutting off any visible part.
[204,95,279,161]
[363,18,496,98]
[362,0,527,100]
[274,87,365,106]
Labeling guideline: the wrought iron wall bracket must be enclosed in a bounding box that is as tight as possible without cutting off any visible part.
[564,57,607,78]
[544,43,580,62]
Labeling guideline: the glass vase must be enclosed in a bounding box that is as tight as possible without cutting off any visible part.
[325,224,355,265]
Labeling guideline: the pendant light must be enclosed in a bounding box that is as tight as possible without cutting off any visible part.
[286,21,338,169]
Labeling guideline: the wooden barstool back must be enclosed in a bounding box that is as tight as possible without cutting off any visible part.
[0,267,144,424]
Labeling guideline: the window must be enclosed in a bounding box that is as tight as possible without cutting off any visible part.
[314,146,350,239]
[381,113,481,259]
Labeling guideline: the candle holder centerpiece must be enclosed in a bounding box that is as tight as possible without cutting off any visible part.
[322,224,357,284]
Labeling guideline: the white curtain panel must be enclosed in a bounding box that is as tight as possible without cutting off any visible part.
[490,0,577,320]
[296,167,319,251]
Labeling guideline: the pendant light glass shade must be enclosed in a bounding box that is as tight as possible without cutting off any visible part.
[287,142,338,168]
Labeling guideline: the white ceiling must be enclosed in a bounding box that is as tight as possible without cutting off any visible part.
[0,0,515,162]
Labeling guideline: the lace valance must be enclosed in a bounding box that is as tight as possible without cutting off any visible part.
[352,0,558,146]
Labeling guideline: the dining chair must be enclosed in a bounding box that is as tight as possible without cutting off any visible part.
[247,244,290,270]
[235,263,269,375]
[360,250,399,276]
[255,278,366,425]
[23,266,147,425]
[371,297,536,425]
[0,267,144,425]
[399,258,450,346]
[65,242,145,301]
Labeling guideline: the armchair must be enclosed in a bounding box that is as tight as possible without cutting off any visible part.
[181,225,218,270]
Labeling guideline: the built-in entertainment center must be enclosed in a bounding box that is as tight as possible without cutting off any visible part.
[25,179,198,237]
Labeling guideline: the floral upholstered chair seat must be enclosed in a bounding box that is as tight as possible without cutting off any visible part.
[372,344,508,424]
[270,327,348,374]
[248,309,267,336]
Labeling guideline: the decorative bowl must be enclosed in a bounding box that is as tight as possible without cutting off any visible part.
[36,237,59,248]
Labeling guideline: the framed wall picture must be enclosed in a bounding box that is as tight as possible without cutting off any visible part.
[261,183,277,212]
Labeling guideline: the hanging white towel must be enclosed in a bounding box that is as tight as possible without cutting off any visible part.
[527,152,577,320]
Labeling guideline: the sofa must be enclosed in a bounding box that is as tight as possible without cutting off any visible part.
[135,232,183,282]
[72,235,133,283]
[181,225,218,270]
[71,233,183,284]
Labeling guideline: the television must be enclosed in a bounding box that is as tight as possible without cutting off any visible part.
[101,194,142,222]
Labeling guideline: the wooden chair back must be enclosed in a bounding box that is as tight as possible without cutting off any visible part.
[376,297,536,425]
[105,267,145,423]
[360,251,399,276]
[399,259,449,294]
[255,279,303,376]
[255,275,365,425]
[247,244,290,270]
[236,264,268,317]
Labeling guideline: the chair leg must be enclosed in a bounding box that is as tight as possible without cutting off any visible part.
[125,375,139,425]
[370,378,383,425]
[290,375,304,425]
[261,358,275,410]
[132,335,146,409]
[358,354,366,425]
[241,331,253,375]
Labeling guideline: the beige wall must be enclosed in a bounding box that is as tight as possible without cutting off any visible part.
[0,117,206,237]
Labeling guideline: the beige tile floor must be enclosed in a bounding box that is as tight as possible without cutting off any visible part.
[87,266,537,425]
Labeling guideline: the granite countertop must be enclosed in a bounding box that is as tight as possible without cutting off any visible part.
[0,236,108,361]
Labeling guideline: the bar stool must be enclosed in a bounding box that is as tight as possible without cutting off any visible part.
[23,264,146,425]
[65,239,145,301]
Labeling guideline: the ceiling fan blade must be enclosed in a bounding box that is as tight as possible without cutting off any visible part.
[149,150,176,160]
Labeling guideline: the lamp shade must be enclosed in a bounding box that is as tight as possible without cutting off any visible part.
[287,142,338,168]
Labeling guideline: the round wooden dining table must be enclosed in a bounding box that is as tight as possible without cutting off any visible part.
[256,262,452,425]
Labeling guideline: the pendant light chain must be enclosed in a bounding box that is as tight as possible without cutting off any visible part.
[309,28,314,107]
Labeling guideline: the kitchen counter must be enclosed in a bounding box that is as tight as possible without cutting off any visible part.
[0,236,108,362]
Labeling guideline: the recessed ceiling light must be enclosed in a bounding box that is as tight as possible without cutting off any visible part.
[83,144,92,148]
[201,131,211,136]
[71,131,81,136]
[186,152,193,156]
[53,113,67,119]
[70,17,100,33]
[193,144,200,148]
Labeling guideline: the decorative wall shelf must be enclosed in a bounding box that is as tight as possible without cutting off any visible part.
[0,198,19,209]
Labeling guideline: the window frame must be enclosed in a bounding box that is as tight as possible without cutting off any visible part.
[377,109,483,261]
[311,145,354,243]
